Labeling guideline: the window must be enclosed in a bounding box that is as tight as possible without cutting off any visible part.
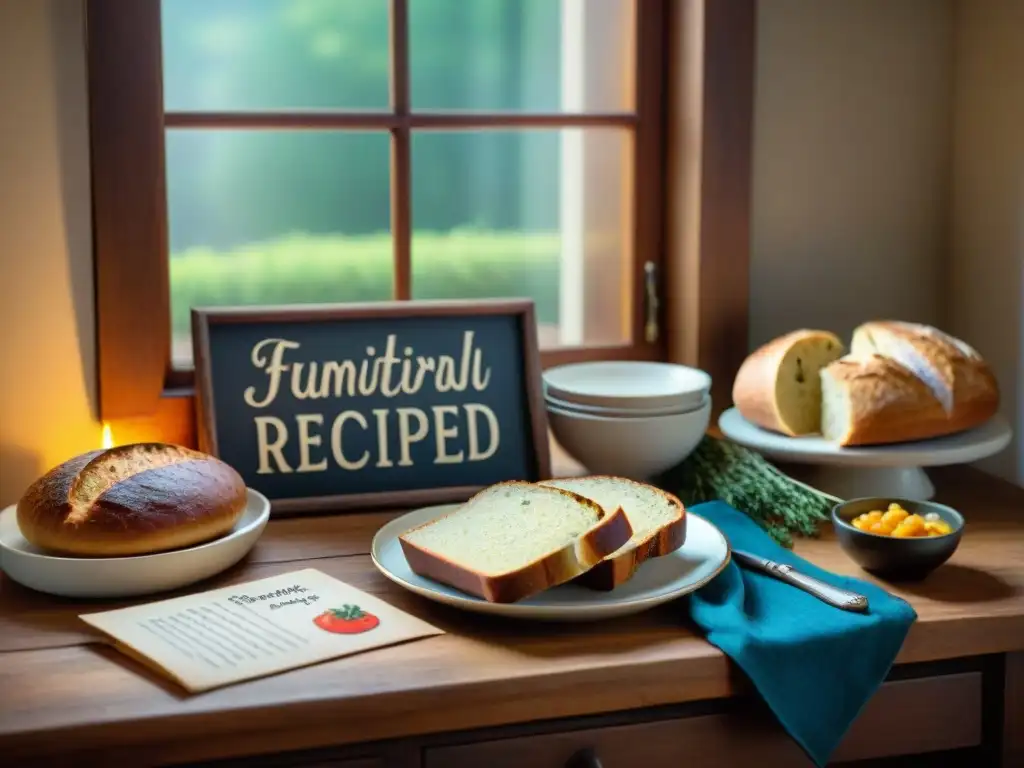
[89,0,753,446]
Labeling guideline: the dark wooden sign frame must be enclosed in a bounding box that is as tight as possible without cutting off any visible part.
[191,298,552,515]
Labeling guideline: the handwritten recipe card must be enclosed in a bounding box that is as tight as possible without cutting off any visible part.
[80,569,443,693]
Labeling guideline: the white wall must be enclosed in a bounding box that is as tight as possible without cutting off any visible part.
[0,1,98,504]
[948,0,1024,484]
[750,0,952,347]
[751,0,1022,486]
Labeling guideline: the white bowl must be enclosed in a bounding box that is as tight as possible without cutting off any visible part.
[0,488,271,599]
[544,361,712,411]
[547,400,711,480]
[545,392,710,419]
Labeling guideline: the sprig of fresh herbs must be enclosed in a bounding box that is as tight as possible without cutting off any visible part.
[657,436,833,547]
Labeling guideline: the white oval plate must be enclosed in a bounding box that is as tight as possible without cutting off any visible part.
[544,361,712,411]
[719,407,1013,468]
[371,504,731,621]
[0,488,271,599]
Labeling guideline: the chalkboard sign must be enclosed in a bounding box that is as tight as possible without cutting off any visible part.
[191,299,552,515]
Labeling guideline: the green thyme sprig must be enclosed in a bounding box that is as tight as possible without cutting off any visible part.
[657,436,834,547]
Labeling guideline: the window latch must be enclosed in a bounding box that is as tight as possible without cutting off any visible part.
[644,260,660,343]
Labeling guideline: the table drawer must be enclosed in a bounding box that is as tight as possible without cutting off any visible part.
[287,761,382,768]
[425,673,981,767]
[181,752,388,768]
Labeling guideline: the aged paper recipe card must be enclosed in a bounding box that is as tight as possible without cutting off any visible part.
[80,568,444,692]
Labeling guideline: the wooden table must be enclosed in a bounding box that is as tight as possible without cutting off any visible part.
[1,466,1021,767]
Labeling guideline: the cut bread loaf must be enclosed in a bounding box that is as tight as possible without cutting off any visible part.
[820,354,951,446]
[540,476,685,591]
[732,329,845,436]
[732,321,1000,447]
[398,481,633,603]
[820,322,1000,446]
[17,443,248,556]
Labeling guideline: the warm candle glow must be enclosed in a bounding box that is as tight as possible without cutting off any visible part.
[101,423,114,449]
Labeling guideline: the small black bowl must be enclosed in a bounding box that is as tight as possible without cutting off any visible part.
[832,497,964,581]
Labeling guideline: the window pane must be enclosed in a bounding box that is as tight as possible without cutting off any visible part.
[167,130,392,368]
[161,0,390,111]
[409,0,634,112]
[411,129,632,348]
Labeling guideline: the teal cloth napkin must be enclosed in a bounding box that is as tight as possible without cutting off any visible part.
[687,501,917,767]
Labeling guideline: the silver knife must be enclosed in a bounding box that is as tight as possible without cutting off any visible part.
[732,549,870,613]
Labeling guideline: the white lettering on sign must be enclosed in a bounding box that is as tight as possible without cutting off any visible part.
[254,416,292,474]
[253,405,501,474]
[244,331,491,409]
[295,413,328,472]
[243,329,506,474]
[432,405,464,465]
[330,411,369,470]
[465,404,500,461]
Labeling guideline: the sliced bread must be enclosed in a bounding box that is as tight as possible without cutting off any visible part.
[398,481,633,603]
[732,329,845,436]
[540,476,686,591]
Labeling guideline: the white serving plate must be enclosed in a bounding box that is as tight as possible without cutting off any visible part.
[0,488,271,599]
[545,392,710,419]
[371,503,731,621]
[719,407,1013,500]
[543,361,712,411]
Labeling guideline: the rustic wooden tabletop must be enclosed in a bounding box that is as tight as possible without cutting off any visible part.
[1,465,1021,764]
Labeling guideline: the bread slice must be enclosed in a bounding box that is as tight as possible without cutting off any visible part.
[732,330,845,436]
[398,481,633,603]
[540,476,685,591]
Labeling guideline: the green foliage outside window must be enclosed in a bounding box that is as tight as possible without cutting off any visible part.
[169,231,562,336]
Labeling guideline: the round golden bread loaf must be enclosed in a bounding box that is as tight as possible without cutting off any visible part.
[17,443,248,557]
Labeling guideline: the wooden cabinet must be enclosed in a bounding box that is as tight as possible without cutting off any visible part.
[181,671,983,768]
[184,752,395,768]
[424,674,982,768]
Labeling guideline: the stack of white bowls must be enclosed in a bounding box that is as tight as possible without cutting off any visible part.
[543,361,712,480]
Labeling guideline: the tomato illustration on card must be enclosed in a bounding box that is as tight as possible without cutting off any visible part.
[313,604,380,635]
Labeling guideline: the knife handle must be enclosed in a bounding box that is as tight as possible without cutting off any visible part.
[763,560,870,613]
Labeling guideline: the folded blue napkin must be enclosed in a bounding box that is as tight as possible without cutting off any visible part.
[687,501,917,767]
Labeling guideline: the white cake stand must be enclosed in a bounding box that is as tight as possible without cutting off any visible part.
[718,408,1013,501]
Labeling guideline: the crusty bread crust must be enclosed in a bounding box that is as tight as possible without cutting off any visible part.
[398,481,634,603]
[541,476,687,592]
[17,443,248,557]
[732,329,843,435]
[851,320,1000,427]
[822,352,997,446]
[822,356,943,445]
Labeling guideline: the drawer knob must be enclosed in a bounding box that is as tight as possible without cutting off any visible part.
[566,748,604,768]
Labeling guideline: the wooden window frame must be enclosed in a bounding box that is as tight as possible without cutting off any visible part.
[88,0,754,448]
